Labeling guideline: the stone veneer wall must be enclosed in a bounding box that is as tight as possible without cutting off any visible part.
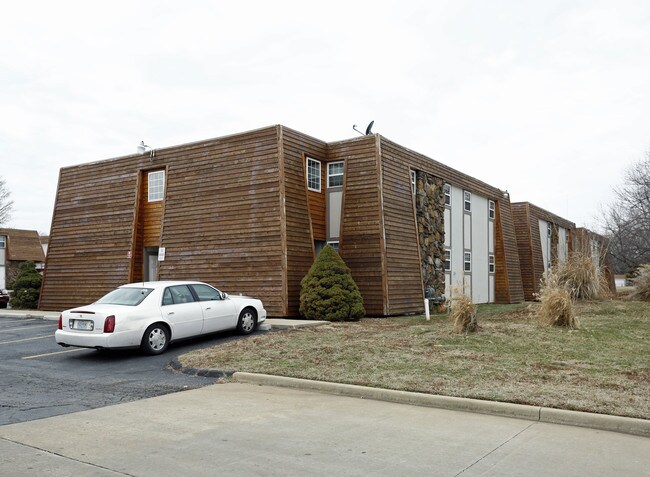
[415,171,446,301]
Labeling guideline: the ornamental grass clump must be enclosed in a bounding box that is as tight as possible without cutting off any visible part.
[554,251,604,300]
[629,264,650,301]
[449,292,478,334]
[537,267,578,329]
[299,245,365,321]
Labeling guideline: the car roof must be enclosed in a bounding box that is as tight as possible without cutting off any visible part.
[120,281,208,289]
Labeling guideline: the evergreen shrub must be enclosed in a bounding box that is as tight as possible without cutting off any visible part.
[9,261,42,310]
[299,245,365,321]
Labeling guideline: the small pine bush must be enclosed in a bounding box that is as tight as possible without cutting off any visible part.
[9,261,42,310]
[299,245,365,321]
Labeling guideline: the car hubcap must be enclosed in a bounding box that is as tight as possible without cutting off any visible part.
[149,329,166,350]
[242,312,254,332]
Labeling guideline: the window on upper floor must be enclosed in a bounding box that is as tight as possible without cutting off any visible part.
[547,222,552,237]
[411,170,417,196]
[489,254,495,273]
[148,171,165,202]
[444,249,451,271]
[328,161,344,188]
[307,157,321,192]
[464,191,471,212]
[444,184,451,206]
[0,235,6,249]
[489,200,495,220]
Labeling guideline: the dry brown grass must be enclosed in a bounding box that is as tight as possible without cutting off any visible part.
[449,293,478,333]
[629,264,650,301]
[178,300,650,419]
[554,251,606,300]
[538,285,577,329]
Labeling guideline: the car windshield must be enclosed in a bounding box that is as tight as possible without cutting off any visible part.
[96,287,153,306]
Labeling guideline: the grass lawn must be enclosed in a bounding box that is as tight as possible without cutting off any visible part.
[179,300,650,419]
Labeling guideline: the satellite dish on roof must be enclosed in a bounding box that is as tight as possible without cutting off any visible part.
[352,120,376,136]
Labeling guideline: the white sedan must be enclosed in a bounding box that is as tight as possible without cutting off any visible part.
[55,281,267,355]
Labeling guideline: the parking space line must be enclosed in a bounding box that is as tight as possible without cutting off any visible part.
[0,324,57,333]
[0,335,52,345]
[22,348,88,359]
[0,319,39,324]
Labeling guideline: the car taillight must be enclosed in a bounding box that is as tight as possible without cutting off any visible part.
[58,314,62,330]
[104,315,115,333]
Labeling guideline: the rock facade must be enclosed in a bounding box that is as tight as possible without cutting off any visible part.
[415,171,446,302]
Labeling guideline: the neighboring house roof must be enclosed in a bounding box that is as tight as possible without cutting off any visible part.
[0,228,46,262]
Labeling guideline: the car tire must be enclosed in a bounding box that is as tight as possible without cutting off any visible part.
[237,308,257,335]
[141,323,170,355]
[0,302,6,309]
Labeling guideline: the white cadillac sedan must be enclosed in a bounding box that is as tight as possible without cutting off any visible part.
[55,281,267,355]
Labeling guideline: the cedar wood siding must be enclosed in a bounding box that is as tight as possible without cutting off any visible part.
[511,202,576,300]
[156,127,285,315]
[330,136,387,315]
[40,127,287,314]
[39,160,139,311]
[378,140,426,314]
[279,126,329,316]
[377,137,524,306]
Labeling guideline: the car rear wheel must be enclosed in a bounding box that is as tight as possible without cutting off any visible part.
[141,323,169,355]
[237,308,257,335]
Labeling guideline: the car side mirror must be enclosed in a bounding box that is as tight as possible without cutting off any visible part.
[221,292,229,300]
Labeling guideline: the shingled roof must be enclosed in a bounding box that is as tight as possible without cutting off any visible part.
[0,228,46,262]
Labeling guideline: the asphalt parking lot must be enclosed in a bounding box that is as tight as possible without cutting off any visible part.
[0,316,252,425]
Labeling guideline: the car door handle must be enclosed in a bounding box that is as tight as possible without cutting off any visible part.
[205,307,211,310]
[168,312,175,315]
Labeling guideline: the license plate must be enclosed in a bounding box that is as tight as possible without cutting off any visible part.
[70,319,94,331]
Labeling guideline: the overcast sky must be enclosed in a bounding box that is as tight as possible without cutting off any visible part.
[2,0,649,234]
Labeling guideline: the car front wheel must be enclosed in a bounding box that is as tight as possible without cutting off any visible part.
[237,308,257,335]
[141,323,169,355]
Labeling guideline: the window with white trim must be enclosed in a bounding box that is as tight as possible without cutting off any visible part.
[464,252,471,272]
[327,241,339,253]
[489,254,495,273]
[464,191,471,212]
[307,158,321,192]
[488,200,495,220]
[547,222,552,237]
[328,161,344,188]
[0,235,6,248]
[444,249,451,271]
[444,184,451,206]
[148,171,165,202]
[410,170,416,195]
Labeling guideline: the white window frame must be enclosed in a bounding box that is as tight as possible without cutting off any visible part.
[547,222,552,237]
[306,157,321,192]
[488,200,495,220]
[464,191,471,212]
[0,235,6,248]
[148,170,165,202]
[464,251,472,272]
[444,249,451,271]
[327,161,344,188]
[489,254,495,273]
[444,183,451,206]
[327,240,340,253]
[411,170,416,195]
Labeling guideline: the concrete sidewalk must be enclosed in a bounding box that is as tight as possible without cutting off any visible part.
[0,382,647,477]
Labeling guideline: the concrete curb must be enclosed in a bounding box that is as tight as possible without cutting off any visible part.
[233,372,650,438]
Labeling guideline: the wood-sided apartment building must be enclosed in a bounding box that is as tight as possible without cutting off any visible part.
[0,228,46,290]
[39,125,525,316]
[511,202,615,300]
